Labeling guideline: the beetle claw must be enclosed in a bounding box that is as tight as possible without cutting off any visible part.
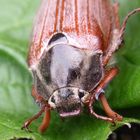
[110,113,123,126]
[21,123,32,133]
[113,113,123,121]
[111,121,116,126]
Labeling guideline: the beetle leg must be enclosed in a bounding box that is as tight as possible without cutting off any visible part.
[31,85,44,105]
[120,8,140,41]
[21,105,45,132]
[89,67,122,122]
[103,8,140,66]
[99,93,122,121]
[89,95,113,123]
[22,86,51,132]
[38,106,51,133]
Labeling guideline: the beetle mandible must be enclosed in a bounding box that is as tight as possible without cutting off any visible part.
[22,0,140,133]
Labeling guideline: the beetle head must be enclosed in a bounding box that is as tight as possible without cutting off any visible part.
[48,87,89,117]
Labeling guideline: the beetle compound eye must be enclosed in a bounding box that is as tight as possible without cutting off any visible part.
[78,90,85,98]
[48,95,56,109]
[51,96,55,103]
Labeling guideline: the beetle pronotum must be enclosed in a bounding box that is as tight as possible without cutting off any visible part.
[22,0,140,133]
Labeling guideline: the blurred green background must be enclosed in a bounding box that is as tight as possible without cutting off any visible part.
[0,0,140,140]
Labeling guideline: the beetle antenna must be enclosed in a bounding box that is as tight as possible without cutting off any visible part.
[120,8,140,39]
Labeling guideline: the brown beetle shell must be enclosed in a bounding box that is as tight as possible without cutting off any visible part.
[28,0,114,67]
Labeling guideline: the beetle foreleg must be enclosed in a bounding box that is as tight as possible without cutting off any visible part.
[99,93,122,121]
[21,105,45,132]
[103,8,140,66]
[22,86,51,133]
[89,67,122,122]
[89,96,113,123]
[38,106,51,133]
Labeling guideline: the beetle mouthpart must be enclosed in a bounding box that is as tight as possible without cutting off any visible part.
[57,101,82,118]
[59,109,81,117]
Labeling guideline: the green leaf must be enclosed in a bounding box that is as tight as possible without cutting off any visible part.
[0,0,140,140]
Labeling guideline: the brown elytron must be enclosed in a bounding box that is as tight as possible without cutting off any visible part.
[28,0,112,66]
[22,0,140,133]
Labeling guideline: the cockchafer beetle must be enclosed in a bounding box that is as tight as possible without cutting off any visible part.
[22,0,140,133]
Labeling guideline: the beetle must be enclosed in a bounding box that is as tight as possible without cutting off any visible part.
[22,0,140,133]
